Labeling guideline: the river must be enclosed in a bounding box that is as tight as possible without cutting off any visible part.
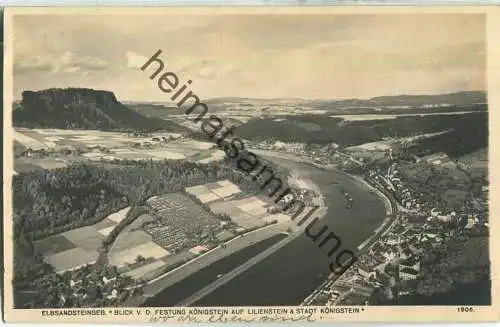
[147,153,387,306]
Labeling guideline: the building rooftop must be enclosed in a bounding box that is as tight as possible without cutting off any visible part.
[399,267,419,275]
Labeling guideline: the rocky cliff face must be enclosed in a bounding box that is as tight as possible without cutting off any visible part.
[13,88,186,132]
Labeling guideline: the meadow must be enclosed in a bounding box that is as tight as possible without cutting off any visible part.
[186,180,291,229]
[34,206,130,273]
[107,212,175,279]
[13,128,225,173]
[109,193,222,280]
[112,180,292,281]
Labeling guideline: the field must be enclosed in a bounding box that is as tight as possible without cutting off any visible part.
[34,206,130,273]
[109,193,223,278]
[187,180,292,229]
[112,182,292,280]
[107,209,198,280]
[194,150,226,163]
[110,242,171,268]
[34,234,76,255]
[106,207,132,224]
[144,193,221,252]
[109,213,156,252]
[33,179,291,280]
[124,260,168,279]
[14,130,56,150]
[345,141,392,152]
[123,250,197,281]
[110,193,226,279]
[107,212,168,277]
[186,180,242,201]
[13,128,225,172]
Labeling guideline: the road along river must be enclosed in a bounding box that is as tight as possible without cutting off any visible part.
[146,150,388,306]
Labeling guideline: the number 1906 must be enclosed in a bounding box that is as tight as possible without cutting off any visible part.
[457,307,474,313]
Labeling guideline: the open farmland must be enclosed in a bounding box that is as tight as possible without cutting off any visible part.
[45,248,98,272]
[186,180,292,229]
[14,130,56,150]
[108,213,157,254]
[109,193,234,280]
[108,213,162,272]
[106,207,131,224]
[109,242,171,268]
[108,189,281,281]
[34,234,76,255]
[194,150,226,164]
[14,157,86,173]
[33,206,130,273]
[209,201,262,229]
[186,179,242,201]
[345,141,392,152]
[124,260,168,280]
[14,140,27,156]
[144,193,221,253]
[123,250,197,281]
[13,128,223,172]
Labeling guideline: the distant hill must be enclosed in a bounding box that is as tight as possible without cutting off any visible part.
[125,103,181,120]
[369,91,487,105]
[316,91,487,110]
[202,91,487,113]
[13,88,189,133]
[204,97,312,107]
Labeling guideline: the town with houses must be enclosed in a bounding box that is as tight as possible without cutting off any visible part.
[249,138,489,306]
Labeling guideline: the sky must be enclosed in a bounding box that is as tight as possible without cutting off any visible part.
[12,12,486,101]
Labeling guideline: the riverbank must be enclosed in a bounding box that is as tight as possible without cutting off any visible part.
[125,222,293,306]
[301,171,399,305]
[255,149,394,241]
[252,150,399,306]
[142,234,288,306]
[192,151,387,306]
[254,149,388,211]
[167,172,331,306]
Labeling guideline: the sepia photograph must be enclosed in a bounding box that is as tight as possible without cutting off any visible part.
[2,6,498,323]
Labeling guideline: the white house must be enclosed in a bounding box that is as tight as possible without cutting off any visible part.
[399,268,419,281]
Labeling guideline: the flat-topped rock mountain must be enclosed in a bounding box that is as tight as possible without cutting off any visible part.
[13,88,187,133]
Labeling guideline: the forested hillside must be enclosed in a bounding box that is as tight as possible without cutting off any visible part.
[236,112,488,157]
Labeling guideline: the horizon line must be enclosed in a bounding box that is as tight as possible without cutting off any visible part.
[13,88,488,103]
